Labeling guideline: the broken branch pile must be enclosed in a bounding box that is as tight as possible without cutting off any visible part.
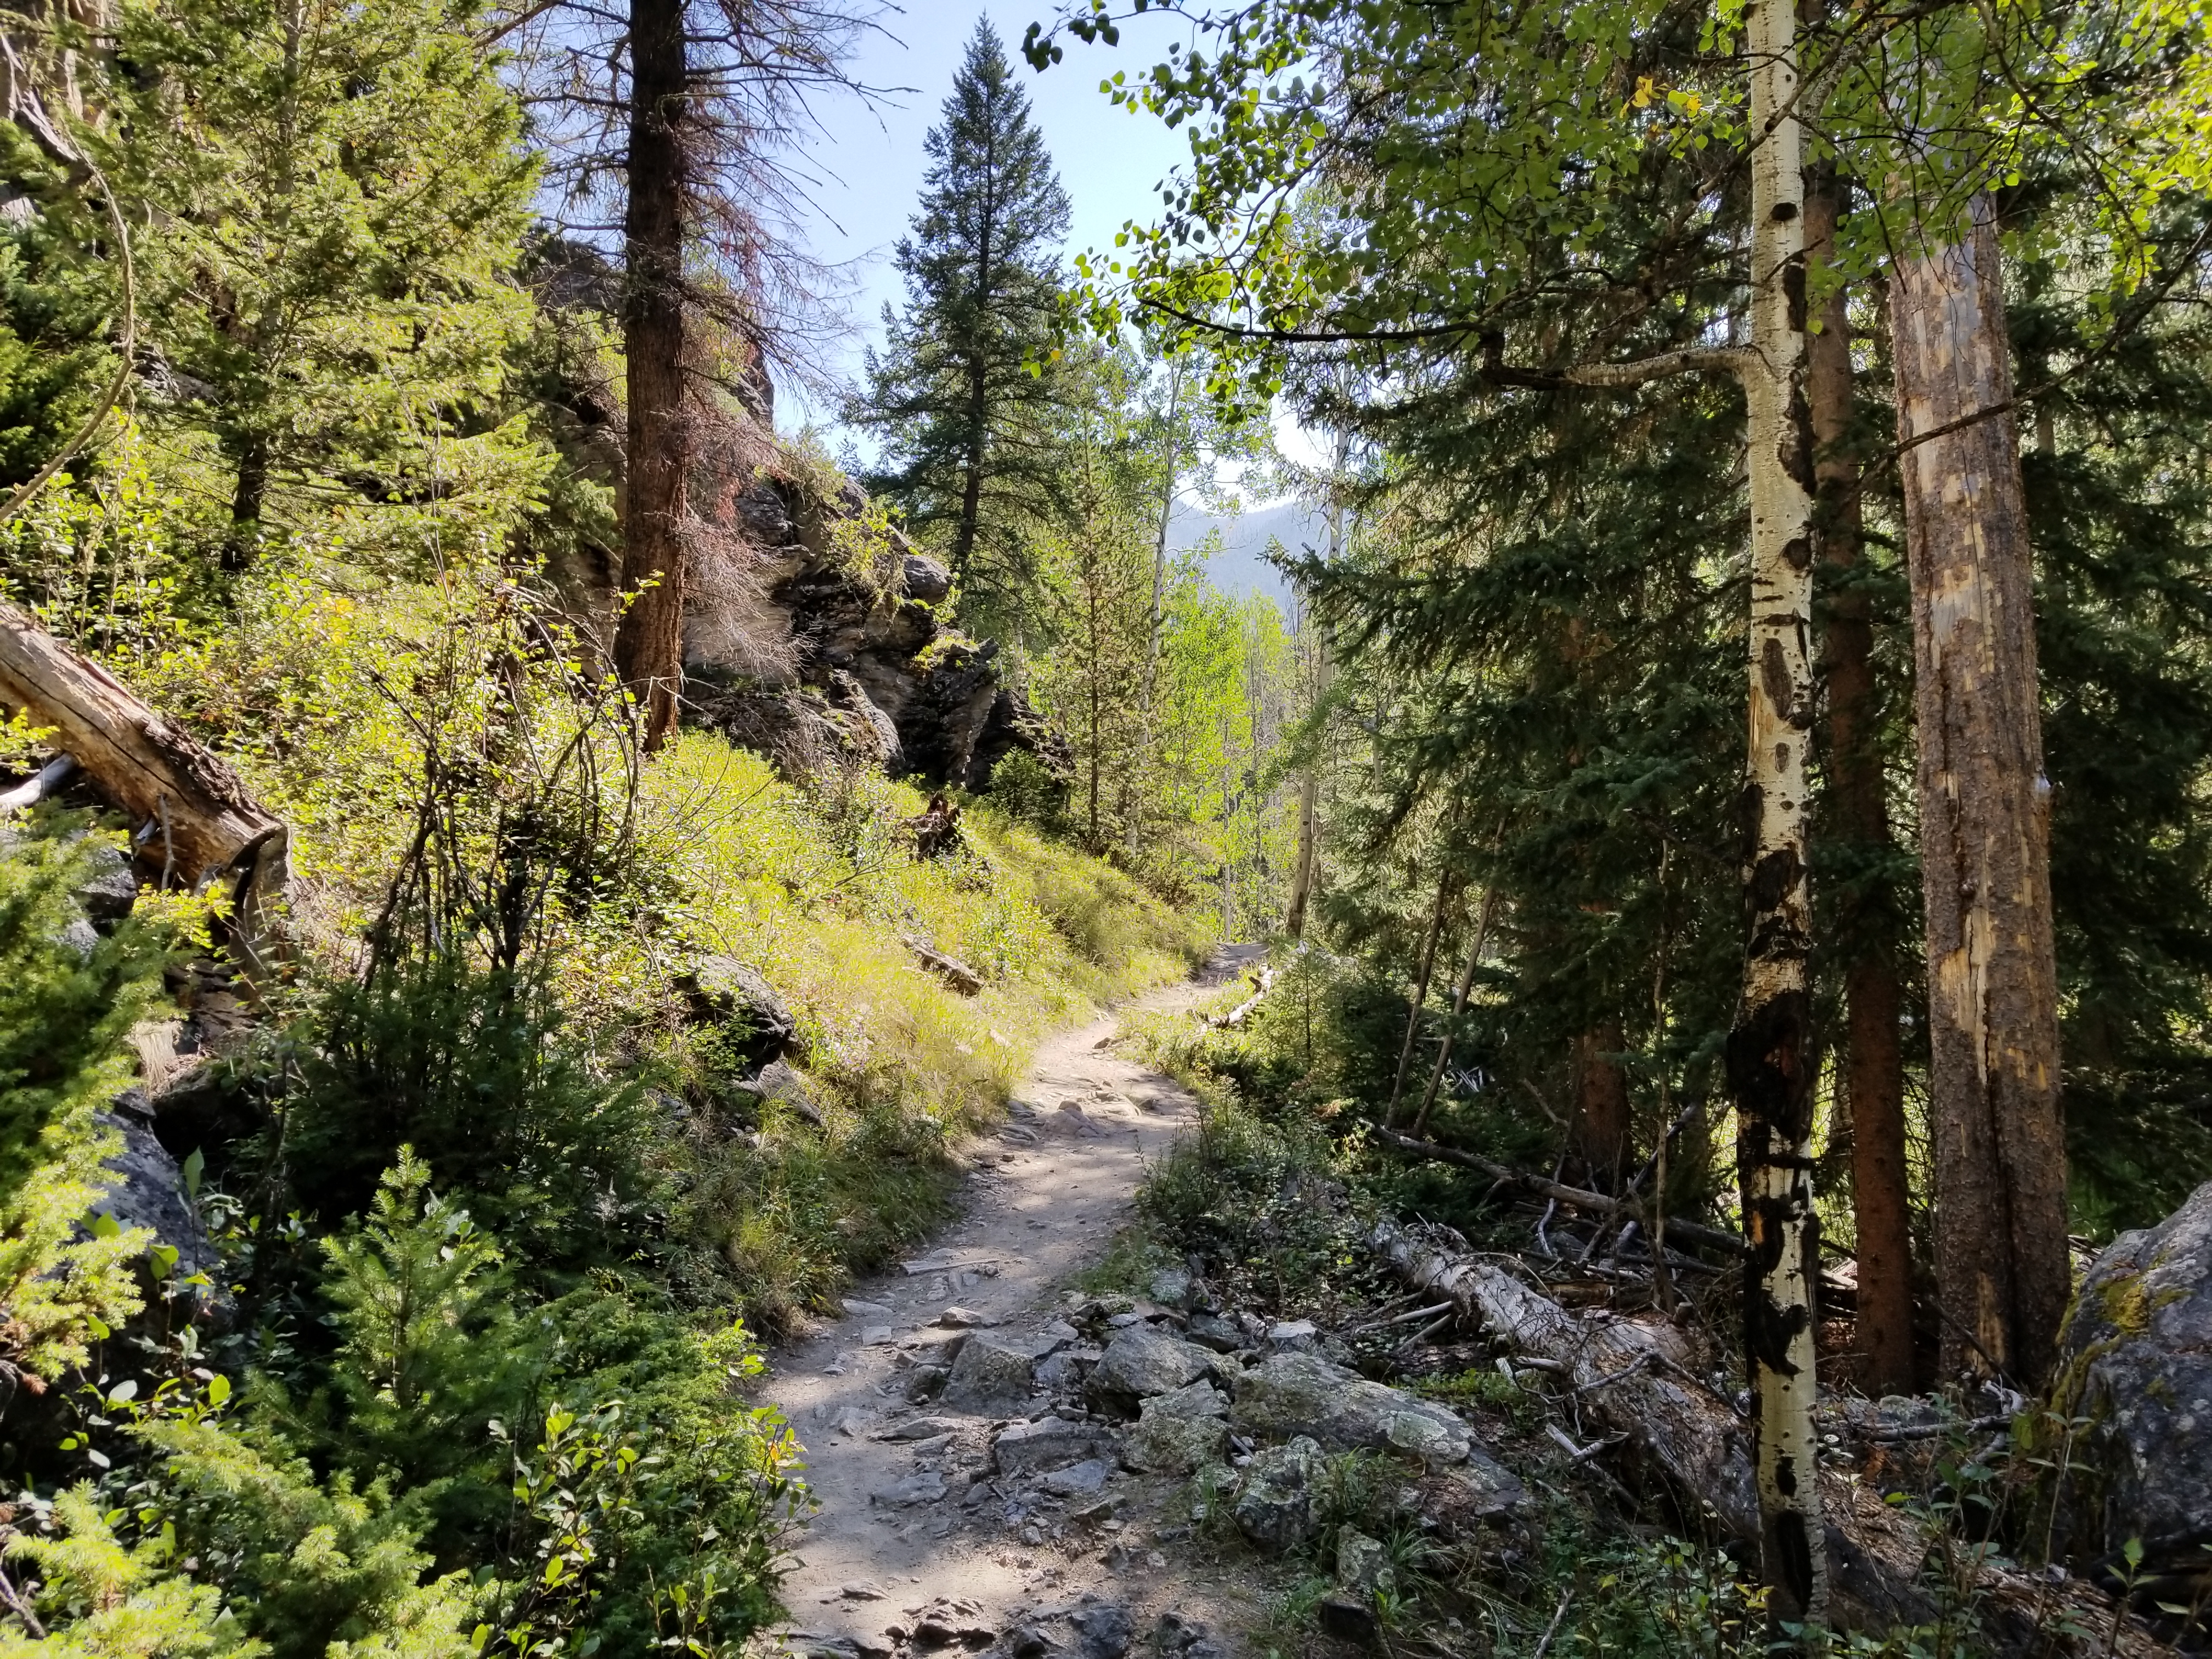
[1369,1219,2156,1653]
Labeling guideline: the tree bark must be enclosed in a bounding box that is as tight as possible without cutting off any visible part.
[613,0,691,752]
[1726,0,1828,1618]
[1572,1024,1632,1190]
[223,434,269,575]
[1889,195,2070,1388]
[1805,170,1916,1398]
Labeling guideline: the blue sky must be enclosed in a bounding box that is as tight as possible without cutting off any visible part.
[778,2,1321,589]
[781,1,1198,433]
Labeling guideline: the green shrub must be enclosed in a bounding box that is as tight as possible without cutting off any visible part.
[284,949,650,1273]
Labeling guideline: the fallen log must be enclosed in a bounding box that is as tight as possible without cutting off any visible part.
[1370,1219,2158,1652]
[1369,1126,1746,1259]
[0,600,288,980]
[1208,966,1275,1029]
[899,934,983,996]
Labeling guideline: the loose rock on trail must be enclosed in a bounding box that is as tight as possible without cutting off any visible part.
[763,948,1268,1659]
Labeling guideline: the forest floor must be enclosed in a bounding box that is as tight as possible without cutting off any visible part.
[763,945,1273,1659]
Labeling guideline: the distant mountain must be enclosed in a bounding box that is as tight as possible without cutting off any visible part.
[1166,499,1330,609]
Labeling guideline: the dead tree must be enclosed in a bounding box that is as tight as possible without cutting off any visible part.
[0,600,287,978]
[1892,196,2070,1387]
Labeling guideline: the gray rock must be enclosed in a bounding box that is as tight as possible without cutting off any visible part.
[1439,1446,1528,1518]
[1040,1458,1110,1497]
[1267,1319,1320,1352]
[883,1415,964,1441]
[941,1333,1037,1415]
[1122,1381,1229,1476]
[993,1414,1119,1475]
[1089,1324,1214,1410]
[843,1296,893,1319]
[1151,1613,1219,1659]
[1231,1351,1475,1466]
[71,838,138,923]
[1232,1436,1323,1553]
[2053,1180,2212,1581]
[868,1472,947,1506]
[1147,1267,1194,1308]
[1336,1530,1393,1599]
[674,956,795,1067]
[904,1364,950,1402]
[743,1057,821,1125]
[93,1097,222,1309]
[1184,1312,1243,1353]
[902,554,952,604]
[1035,1344,1099,1391]
[1068,1602,1132,1659]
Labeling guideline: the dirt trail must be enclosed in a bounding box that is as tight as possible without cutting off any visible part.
[764,947,1268,1659]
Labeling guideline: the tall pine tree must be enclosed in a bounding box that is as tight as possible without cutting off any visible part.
[850,17,1072,627]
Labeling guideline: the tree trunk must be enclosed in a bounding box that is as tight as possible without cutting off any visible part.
[1572,1024,1632,1190]
[953,352,988,584]
[1412,882,1494,1135]
[1890,194,2070,1388]
[1727,0,1827,1618]
[613,0,691,753]
[1805,170,1916,1398]
[1384,867,1454,1123]
[223,434,268,575]
[0,599,288,978]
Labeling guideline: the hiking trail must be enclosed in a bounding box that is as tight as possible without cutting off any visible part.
[764,946,1269,1659]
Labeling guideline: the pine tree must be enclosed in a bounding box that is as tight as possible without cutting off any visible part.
[85,0,544,572]
[851,17,1073,626]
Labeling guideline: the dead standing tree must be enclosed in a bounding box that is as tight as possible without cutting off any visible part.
[500,0,877,749]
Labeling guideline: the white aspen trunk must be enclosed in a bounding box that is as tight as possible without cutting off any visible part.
[1728,0,1829,1623]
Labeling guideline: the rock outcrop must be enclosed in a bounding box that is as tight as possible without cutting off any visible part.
[517,293,1065,793]
[2052,1181,2212,1593]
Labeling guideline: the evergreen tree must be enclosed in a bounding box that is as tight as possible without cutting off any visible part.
[84,0,545,572]
[851,18,1073,625]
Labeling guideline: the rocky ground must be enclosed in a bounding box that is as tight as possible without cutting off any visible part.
[759,949,1526,1659]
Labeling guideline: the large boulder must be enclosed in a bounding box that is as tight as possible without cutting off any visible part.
[1088,1324,1215,1413]
[2052,1181,2212,1585]
[1231,1351,1475,1467]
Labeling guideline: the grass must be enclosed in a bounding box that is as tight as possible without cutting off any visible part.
[115,560,1215,1331]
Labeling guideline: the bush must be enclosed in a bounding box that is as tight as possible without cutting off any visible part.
[283,950,650,1274]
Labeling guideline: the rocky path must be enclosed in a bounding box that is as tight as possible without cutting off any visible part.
[763,949,1268,1659]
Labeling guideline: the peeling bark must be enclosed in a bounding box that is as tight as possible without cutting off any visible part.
[1726,0,1828,1619]
[1889,196,2069,1387]
[612,0,691,752]
[1805,171,1915,1398]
